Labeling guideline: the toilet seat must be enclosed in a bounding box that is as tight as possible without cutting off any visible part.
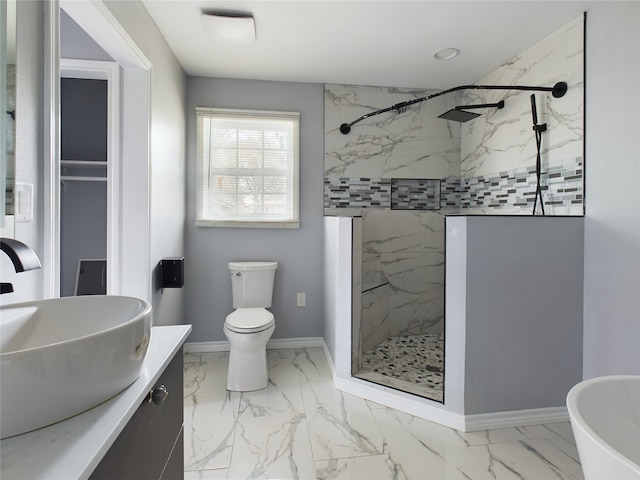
[225,308,274,333]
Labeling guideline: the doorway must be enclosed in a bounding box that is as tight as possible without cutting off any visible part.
[59,61,117,296]
[44,0,152,301]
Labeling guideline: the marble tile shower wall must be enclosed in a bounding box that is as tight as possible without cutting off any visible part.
[460,14,584,215]
[360,211,445,349]
[324,15,584,216]
[324,84,462,212]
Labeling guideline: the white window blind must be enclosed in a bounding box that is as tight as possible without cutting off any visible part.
[196,108,300,228]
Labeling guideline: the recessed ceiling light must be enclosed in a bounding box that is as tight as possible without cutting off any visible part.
[202,11,256,43]
[433,48,460,60]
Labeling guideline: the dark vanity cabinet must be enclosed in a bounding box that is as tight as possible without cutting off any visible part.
[90,349,184,480]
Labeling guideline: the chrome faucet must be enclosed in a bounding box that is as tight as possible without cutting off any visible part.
[0,238,42,294]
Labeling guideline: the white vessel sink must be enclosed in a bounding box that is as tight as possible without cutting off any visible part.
[0,295,151,439]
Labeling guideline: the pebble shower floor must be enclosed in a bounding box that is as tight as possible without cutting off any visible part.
[357,333,444,402]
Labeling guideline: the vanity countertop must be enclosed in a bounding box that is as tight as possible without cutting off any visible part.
[0,324,191,480]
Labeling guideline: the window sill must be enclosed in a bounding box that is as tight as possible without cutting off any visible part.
[196,220,300,229]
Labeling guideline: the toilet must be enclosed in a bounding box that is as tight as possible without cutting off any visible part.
[224,261,278,391]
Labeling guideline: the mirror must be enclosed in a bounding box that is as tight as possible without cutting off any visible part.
[1,0,16,233]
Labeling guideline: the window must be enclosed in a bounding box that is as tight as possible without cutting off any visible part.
[196,107,300,228]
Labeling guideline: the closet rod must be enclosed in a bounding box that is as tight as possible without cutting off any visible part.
[60,176,107,182]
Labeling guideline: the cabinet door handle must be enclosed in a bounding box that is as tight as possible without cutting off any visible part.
[149,384,169,405]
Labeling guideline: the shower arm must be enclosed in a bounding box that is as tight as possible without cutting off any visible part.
[338,81,567,134]
[454,100,505,111]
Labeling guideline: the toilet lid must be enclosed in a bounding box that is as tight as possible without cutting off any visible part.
[225,308,274,332]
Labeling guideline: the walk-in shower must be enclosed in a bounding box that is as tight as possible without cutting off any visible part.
[351,211,446,403]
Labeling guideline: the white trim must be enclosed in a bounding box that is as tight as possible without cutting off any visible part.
[267,337,325,349]
[44,1,152,304]
[59,59,120,296]
[43,1,60,299]
[196,108,300,228]
[184,336,325,354]
[333,373,568,432]
[463,407,570,432]
[60,0,150,70]
[184,341,229,353]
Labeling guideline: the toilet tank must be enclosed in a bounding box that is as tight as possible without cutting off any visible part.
[229,262,278,308]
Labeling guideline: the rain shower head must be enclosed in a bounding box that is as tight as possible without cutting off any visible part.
[438,100,505,123]
[438,109,481,123]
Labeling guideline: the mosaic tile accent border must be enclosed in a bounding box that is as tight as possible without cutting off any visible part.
[391,178,440,210]
[440,177,461,209]
[324,177,391,209]
[461,157,583,211]
[325,157,582,214]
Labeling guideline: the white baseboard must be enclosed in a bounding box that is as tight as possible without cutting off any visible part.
[267,337,325,349]
[184,337,325,353]
[334,374,569,432]
[463,406,569,432]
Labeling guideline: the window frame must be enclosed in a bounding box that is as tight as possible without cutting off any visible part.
[195,107,300,228]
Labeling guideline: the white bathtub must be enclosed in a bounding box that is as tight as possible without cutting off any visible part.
[567,375,640,479]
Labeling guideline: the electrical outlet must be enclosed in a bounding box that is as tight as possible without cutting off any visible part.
[296,292,306,307]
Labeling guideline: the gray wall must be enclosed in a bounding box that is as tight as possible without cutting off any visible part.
[104,0,187,326]
[463,216,584,414]
[185,77,325,342]
[583,2,640,377]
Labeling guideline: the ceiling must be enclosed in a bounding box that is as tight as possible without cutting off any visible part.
[142,0,601,90]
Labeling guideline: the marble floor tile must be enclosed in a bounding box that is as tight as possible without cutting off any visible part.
[184,351,230,390]
[516,423,581,462]
[237,380,305,419]
[184,468,229,479]
[315,454,410,480]
[543,422,579,444]
[460,426,530,446]
[183,348,584,480]
[227,413,316,480]
[184,385,240,472]
[371,407,495,479]
[468,438,584,480]
[301,379,385,461]
[292,347,333,383]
